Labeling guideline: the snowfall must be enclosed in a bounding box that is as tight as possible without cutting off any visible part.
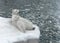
[0,17,40,43]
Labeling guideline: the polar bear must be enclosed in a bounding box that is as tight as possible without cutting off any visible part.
[11,9,35,33]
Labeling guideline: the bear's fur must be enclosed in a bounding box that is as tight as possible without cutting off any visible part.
[11,9,34,33]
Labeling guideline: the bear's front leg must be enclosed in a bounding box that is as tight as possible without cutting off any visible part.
[17,21,26,33]
[17,26,26,33]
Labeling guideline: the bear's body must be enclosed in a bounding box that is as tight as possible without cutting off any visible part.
[11,9,34,32]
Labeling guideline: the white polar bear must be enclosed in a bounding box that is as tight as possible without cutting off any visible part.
[11,9,35,33]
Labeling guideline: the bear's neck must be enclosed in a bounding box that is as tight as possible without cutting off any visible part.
[12,14,19,22]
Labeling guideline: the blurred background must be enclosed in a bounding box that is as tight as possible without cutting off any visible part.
[0,0,60,43]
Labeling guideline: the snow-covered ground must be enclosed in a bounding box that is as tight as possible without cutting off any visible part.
[0,17,40,43]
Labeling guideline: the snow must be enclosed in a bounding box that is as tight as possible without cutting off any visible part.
[0,17,40,43]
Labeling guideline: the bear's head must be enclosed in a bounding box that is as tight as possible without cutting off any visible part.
[12,9,19,15]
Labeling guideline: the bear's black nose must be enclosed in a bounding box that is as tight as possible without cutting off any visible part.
[33,27,35,30]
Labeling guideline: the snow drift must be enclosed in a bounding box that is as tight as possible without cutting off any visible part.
[0,17,40,43]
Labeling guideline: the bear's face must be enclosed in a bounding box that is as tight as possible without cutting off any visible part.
[12,9,19,15]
